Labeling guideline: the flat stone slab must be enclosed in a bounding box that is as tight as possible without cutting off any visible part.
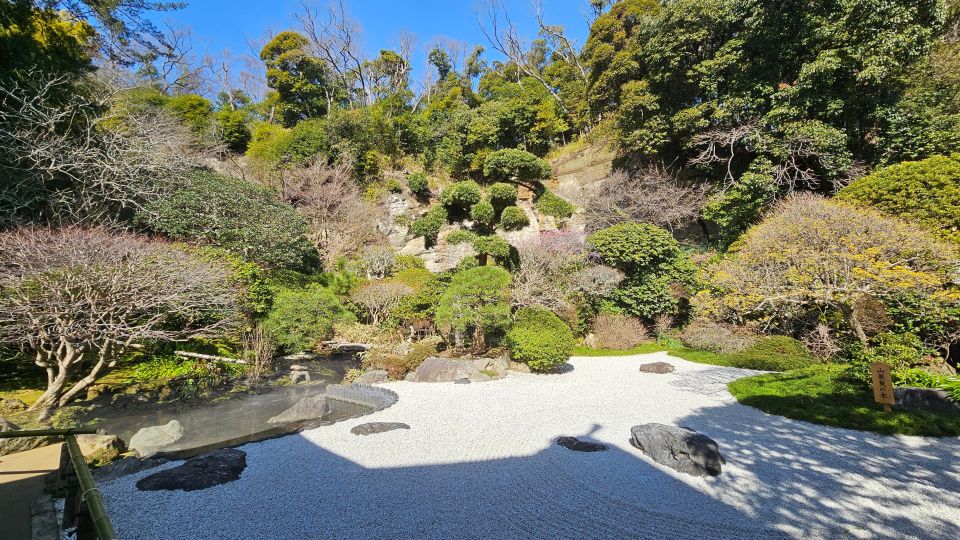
[137,449,246,492]
[630,423,725,477]
[350,422,411,436]
[639,362,675,374]
[557,436,607,452]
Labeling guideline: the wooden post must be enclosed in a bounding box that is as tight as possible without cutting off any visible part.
[870,362,896,412]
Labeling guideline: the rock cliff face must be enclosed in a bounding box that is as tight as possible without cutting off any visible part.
[385,144,616,270]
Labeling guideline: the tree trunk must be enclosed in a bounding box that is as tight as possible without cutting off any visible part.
[29,364,71,411]
[56,358,109,407]
[848,307,869,345]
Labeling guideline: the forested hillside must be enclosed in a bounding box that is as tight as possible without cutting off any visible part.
[1,0,958,422]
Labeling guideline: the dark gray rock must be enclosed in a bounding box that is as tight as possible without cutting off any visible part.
[350,422,410,436]
[136,449,246,492]
[454,378,471,384]
[557,436,607,452]
[355,369,389,385]
[267,395,330,424]
[895,387,959,413]
[630,423,725,477]
[129,420,183,457]
[639,362,675,374]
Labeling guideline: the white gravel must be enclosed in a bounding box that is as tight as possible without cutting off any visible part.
[98,352,960,539]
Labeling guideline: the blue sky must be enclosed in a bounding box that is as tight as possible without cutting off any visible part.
[158,0,593,87]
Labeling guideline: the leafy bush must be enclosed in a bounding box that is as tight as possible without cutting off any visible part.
[407,172,430,195]
[679,318,756,354]
[446,229,477,244]
[286,118,329,165]
[441,180,483,209]
[592,314,650,349]
[246,122,292,166]
[394,255,426,272]
[507,307,574,372]
[139,171,317,269]
[488,182,518,204]
[696,195,959,342]
[483,149,551,181]
[843,332,933,385]
[470,199,496,226]
[498,205,530,230]
[837,155,960,243]
[471,235,512,264]
[588,222,696,319]
[435,266,511,349]
[263,285,355,352]
[535,189,574,219]
[410,205,448,246]
[216,109,252,152]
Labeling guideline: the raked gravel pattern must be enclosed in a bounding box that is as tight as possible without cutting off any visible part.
[98,352,960,539]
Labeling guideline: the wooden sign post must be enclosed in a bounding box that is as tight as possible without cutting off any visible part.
[870,362,895,412]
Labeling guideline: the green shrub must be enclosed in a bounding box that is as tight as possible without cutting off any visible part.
[488,182,518,204]
[535,189,574,219]
[385,178,404,193]
[410,205,448,246]
[588,222,696,319]
[843,332,934,385]
[837,155,960,243]
[407,172,430,195]
[393,255,426,272]
[471,234,511,263]
[441,180,483,209]
[216,109,252,152]
[507,307,574,372]
[435,266,511,349]
[730,336,815,371]
[287,118,329,165]
[470,200,496,226]
[498,205,529,230]
[483,149,551,181]
[446,229,477,244]
[165,94,213,135]
[138,171,316,269]
[245,122,291,166]
[263,285,355,353]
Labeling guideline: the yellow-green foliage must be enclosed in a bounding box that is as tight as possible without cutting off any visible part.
[696,194,960,330]
[837,154,960,244]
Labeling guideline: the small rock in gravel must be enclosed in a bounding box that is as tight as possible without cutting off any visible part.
[454,378,471,384]
[355,369,389,385]
[639,362,675,374]
[630,423,725,477]
[137,449,246,492]
[350,422,410,436]
[557,436,607,452]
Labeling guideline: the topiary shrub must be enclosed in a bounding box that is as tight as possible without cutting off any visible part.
[488,182,518,205]
[588,222,696,319]
[263,285,356,353]
[470,199,496,226]
[592,314,650,349]
[535,189,574,219]
[435,265,511,350]
[410,205,448,246]
[836,154,960,244]
[507,307,574,372]
[679,318,757,354]
[483,148,551,181]
[138,170,317,269]
[440,180,483,209]
[407,172,430,196]
[446,229,477,245]
[471,234,512,265]
[498,205,530,230]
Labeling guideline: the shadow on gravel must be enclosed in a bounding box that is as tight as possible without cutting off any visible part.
[100,426,781,539]
[674,402,960,539]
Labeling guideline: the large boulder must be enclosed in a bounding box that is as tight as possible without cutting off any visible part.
[630,423,725,477]
[355,370,389,385]
[136,449,246,492]
[267,396,330,424]
[895,387,959,413]
[639,362,675,374]
[129,420,183,458]
[76,433,126,466]
[408,357,483,383]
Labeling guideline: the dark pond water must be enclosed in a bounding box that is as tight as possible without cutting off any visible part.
[77,356,368,457]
